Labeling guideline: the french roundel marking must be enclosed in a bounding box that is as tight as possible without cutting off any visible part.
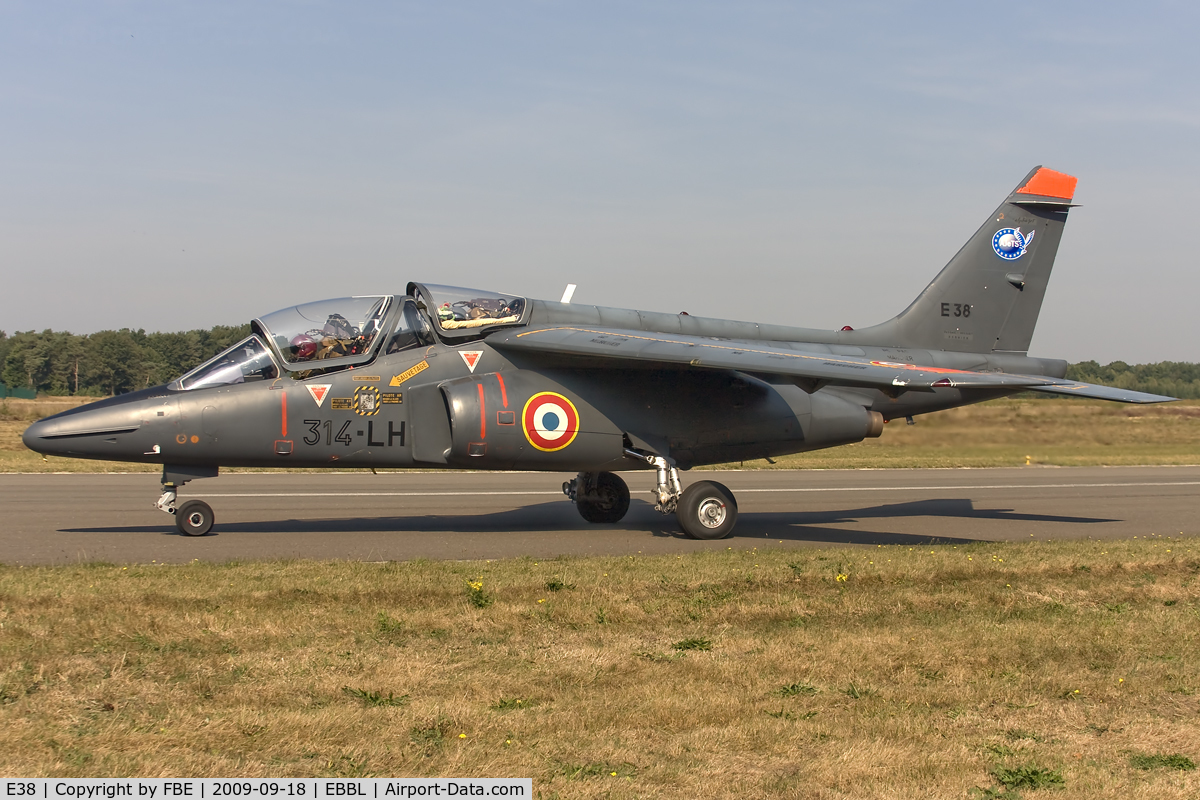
[521,392,580,452]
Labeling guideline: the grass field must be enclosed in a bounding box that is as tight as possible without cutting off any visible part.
[1,539,1198,797]
[3,396,1199,473]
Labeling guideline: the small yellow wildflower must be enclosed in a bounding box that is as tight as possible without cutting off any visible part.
[459,733,466,739]
[836,573,848,583]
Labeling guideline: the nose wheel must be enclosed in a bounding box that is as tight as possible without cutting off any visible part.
[175,500,215,536]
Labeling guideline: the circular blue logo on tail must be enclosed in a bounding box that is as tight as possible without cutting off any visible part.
[992,227,1035,260]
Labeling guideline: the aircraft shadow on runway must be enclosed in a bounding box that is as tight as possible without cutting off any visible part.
[61,496,1118,547]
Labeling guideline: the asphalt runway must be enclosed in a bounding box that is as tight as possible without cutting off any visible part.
[0,466,1196,565]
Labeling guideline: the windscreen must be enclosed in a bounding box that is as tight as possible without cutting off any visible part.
[177,336,279,391]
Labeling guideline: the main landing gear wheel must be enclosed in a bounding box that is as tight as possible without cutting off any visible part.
[573,472,631,524]
[677,480,738,540]
[175,500,215,536]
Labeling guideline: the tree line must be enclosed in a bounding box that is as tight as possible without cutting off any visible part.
[0,326,251,396]
[1065,360,1200,400]
[1,326,1197,398]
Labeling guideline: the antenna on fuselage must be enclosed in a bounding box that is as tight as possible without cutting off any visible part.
[560,284,577,304]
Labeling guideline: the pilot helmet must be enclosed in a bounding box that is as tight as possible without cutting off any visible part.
[290,334,318,360]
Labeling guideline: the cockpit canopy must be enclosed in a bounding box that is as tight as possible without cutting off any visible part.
[408,283,527,339]
[255,296,392,369]
[174,285,528,391]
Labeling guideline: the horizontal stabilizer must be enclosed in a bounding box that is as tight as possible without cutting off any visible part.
[1026,382,1176,404]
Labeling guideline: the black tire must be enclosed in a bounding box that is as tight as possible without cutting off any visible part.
[677,480,738,540]
[576,472,631,524]
[175,500,214,536]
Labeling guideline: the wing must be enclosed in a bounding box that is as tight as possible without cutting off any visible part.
[485,326,1034,392]
[1025,382,1174,403]
[488,326,1174,402]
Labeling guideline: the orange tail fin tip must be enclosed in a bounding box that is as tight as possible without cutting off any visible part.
[1016,167,1077,200]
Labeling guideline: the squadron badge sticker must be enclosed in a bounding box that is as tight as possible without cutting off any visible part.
[354,386,381,416]
[521,391,580,452]
[992,227,1035,260]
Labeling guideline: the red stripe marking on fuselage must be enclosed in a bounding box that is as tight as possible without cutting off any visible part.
[477,383,486,439]
[496,373,508,408]
[281,392,287,437]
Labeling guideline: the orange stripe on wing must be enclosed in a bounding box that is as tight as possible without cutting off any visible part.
[1015,167,1077,200]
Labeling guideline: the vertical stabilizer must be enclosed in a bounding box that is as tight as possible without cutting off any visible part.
[865,166,1077,354]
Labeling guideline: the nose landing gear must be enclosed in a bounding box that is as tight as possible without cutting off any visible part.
[154,465,219,536]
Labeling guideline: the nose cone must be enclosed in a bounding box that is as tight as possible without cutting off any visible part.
[22,386,171,459]
[21,418,51,453]
[22,406,143,458]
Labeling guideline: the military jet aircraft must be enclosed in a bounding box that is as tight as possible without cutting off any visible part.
[23,166,1174,538]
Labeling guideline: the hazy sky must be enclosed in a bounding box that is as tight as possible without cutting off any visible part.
[2,1,1197,363]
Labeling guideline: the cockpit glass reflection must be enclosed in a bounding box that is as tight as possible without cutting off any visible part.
[178,336,278,391]
[258,296,391,365]
[421,285,525,331]
[384,299,436,354]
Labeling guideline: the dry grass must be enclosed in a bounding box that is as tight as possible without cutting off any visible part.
[4,396,1200,474]
[2,538,1198,798]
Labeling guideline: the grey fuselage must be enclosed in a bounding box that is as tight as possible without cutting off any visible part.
[22,296,1065,473]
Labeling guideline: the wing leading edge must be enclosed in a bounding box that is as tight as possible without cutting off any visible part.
[488,326,1175,404]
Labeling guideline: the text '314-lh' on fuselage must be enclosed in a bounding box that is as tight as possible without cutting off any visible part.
[23,167,1176,538]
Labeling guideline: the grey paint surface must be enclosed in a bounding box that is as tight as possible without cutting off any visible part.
[1,466,1195,565]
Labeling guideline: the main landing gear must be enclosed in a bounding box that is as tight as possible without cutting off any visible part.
[154,465,219,536]
[563,471,631,524]
[564,451,739,539]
